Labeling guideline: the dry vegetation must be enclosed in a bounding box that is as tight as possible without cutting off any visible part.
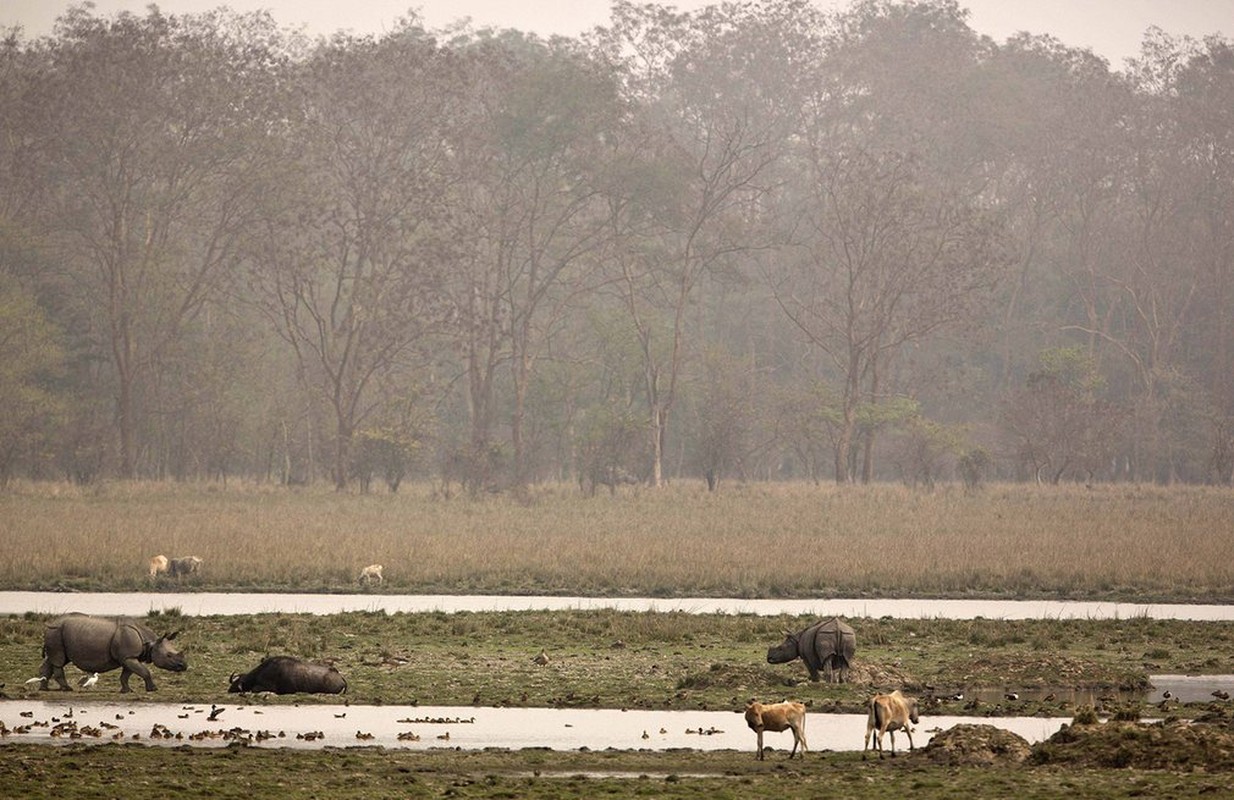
[2,481,1232,600]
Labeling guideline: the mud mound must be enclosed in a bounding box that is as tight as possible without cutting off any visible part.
[849,662,917,689]
[921,723,1032,766]
[1031,720,1234,771]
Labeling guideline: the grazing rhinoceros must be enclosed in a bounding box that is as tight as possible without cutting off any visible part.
[40,613,185,693]
[228,656,347,695]
[767,617,856,683]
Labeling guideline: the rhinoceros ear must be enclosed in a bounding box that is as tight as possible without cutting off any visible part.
[164,629,181,641]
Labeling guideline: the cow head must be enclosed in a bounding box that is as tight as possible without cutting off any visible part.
[766,630,800,664]
[908,698,920,725]
[152,630,187,672]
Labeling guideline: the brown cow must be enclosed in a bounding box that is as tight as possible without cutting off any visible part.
[744,699,807,760]
[864,689,919,759]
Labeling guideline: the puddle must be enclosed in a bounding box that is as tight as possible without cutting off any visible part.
[953,675,1234,707]
[0,700,1072,752]
[1148,675,1234,703]
[4,592,1234,620]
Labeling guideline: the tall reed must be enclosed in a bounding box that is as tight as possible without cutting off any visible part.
[2,480,1231,599]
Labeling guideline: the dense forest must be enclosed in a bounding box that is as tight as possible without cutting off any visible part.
[1,0,1231,491]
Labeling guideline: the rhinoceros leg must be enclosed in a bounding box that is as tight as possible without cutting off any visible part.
[119,658,157,692]
[40,659,72,691]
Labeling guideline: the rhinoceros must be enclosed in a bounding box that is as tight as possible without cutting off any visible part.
[228,656,347,695]
[767,617,856,683]
[40,613,186,693]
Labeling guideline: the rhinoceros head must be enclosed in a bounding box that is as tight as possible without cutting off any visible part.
[151,630,187,672]
[766,629,800,664]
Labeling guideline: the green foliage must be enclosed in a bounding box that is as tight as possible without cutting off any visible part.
[0,273,67,484]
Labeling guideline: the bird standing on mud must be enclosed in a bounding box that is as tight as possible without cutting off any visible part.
[78,673,99,689]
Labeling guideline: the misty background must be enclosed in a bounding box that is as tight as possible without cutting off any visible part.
[1,0,1231,492]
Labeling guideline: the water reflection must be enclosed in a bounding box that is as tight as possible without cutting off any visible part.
[0,699,1072,752]
[4,592,1233,620]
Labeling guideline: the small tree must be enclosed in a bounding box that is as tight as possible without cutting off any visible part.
[892,415,962,489]
[1000,347,1127,483]
[576,405,644,497]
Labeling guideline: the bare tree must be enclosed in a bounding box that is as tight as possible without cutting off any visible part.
[599,0,816,486]
[771,146,1006,482]
[24,8,287,477]
[248,25,456,489]
[445,34,624,491]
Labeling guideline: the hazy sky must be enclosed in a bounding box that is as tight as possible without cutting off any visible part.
[4,1,1231,67]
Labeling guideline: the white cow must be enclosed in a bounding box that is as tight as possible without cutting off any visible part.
[864,689,920,759]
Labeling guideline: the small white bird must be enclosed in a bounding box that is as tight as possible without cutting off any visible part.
[78,673,99,689]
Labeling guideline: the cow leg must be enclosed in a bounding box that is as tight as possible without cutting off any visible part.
[755,729,764,760]
[791,721,807,758]
[121,659,156,692]
[905,728,915,751]
[888,730,897,757]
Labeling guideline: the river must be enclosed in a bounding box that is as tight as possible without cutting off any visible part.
[4,592,1234,620]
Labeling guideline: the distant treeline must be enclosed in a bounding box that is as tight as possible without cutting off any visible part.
[1,1,1231,490]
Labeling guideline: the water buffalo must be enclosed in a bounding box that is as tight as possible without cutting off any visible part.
[40,613,185,693]
[228,656,348,695]
[767,617,856,683]
[168,556,203,578]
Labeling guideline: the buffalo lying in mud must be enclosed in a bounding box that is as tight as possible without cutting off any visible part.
[767,616,856,683]
[228,656,348,695]
[40,613,185,692]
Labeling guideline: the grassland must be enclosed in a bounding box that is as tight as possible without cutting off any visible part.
[4,610,1234,798]
[4,480,1234,797]
[2,611,1231,713]
[2,480,1233,600]
[5,744,1234,800]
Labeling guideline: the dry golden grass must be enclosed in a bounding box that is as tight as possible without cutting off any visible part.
[2,480,1231,600]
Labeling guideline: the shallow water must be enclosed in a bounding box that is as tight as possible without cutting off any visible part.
[4,592,1233,620]
[0,699,1072,753]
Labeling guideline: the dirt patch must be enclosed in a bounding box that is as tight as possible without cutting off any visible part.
[1031,719,1234,771]
[848,661,918,688]
[921,723,1032,766]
